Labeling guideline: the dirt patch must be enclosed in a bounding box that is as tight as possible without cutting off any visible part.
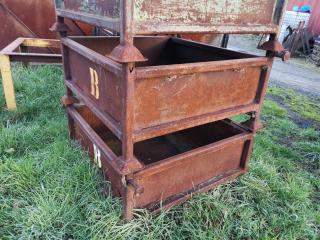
[266,94,318,129]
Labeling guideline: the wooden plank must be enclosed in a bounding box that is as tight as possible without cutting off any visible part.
[0,38,24,54]
[21,38,61,48]
[0,55,16,110]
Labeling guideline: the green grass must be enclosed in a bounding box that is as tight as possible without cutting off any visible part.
[0,65,319,239]
[268,87,320,123]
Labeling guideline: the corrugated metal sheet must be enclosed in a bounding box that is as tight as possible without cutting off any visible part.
[287,0,320,36]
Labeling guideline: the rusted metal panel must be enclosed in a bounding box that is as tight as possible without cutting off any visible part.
[68,50,123,122]
[133,130,253,208]
[71,106,125,195]
[55,0,286,34]
[134,66,262,130]
[180,33,223,45]
[62,0,120,18]
[0,0,94,49]
[134,0,282,34]
[0,0,57,49]
[56,0,121,33]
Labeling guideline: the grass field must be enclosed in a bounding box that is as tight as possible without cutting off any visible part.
[0,65,319,239]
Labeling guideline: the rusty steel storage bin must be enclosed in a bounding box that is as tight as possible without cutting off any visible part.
[63,36,271,140]
[52,0,288,221]
[69,104,254,212]
[60,35,270,220]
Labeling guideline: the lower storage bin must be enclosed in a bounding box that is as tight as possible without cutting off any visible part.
[68,105,254,212]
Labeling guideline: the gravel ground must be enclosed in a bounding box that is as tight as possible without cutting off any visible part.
[227,35,320,98]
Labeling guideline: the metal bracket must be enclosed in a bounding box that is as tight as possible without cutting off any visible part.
[61,95,79,107]
[107,43,148,63]
[258,38,290,62]
[127,179,144,196]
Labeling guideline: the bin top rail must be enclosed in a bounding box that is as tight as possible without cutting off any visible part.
[55,0,287,35]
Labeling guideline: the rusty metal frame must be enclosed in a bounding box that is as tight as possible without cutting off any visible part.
[51,0,289,222]
[0,38,62,110]
[57,34,275,220]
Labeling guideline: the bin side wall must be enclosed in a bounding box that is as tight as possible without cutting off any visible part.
[134,138,249,208]
[68,50,122,123]
[73,114,124,197]
[134,66,262,130]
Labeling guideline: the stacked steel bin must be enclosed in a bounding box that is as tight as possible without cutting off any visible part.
[52,0,288,221]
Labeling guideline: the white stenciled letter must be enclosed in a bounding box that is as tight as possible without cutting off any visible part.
[93,144,102,168]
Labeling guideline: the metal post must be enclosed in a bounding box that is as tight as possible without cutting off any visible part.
[120,0,134,46]
[123,183,135,221]
[121,0,135,162]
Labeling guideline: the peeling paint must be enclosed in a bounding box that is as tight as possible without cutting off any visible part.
[166,75,178,82]
[56,0,284,35]
[134,0,277,25]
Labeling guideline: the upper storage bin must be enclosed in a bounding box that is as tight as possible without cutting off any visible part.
[63,36,270,140]
[55,0,286,35]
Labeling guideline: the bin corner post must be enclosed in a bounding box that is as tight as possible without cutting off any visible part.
[50,16,74,138]
[123,181,135,221]
[119,0,143,173]
[0,54,17,111]
[108,0,146,63]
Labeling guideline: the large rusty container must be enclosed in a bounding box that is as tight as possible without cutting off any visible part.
[60,36,271,219]
[52,0,288,221]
